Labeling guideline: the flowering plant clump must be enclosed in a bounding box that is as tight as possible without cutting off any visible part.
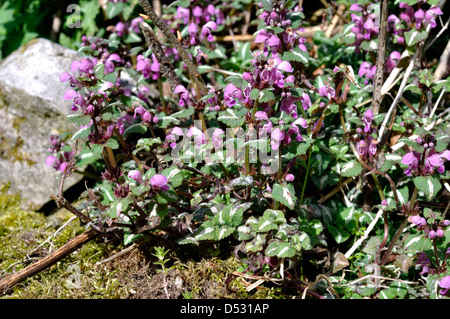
[48,0,449,299]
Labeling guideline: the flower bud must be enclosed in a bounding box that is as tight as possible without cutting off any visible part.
[286,174,294,182]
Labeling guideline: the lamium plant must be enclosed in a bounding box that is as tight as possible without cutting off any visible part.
[47,0,449,299]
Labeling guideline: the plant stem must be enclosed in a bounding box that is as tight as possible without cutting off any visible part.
[379,187,418,266]
[299,148,312,206]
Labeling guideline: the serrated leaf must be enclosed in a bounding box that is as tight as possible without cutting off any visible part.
[272,183,297,210]
[106,1,124,19]
[404,29,428,47]
[218,108,247,127]
[123,123,147,138]
[216,225,235,240]
[282,47,309,64]
[265,241,296,258]
[171,107,195,119]
[337,160,362,177]
[245,234,266,252]
[236,225,255,241]
[404,234,432,254]
[225,75,246,89]
[263,209,286,224]
[194,220,217,241]
[105,137,119,149]
[413,175,442,200]
[67,114,92,126]
[72,126,93,140]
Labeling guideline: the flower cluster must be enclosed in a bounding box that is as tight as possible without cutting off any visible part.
[410,214,449,240]
[254,1,307,55]
[128,170,170,192]
[387,3,443,45]
[401,137,450,176]
[45,135,75,173]
[110,17,144,38]
[349,2,380,54]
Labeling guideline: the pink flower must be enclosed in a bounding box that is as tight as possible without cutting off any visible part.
[271,128,285,150]
[150,174,169,191]
[128,170,143,183]
[174,85,191,107]
[401,151,420,176]
[212,128,224,149]
[286,174,295,182]
[200,21,217,42]
[439,276,450,296]
[224,83,243,107]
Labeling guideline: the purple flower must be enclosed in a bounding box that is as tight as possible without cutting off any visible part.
[187,127,207,149]
[175,7,190,25]
[411,215,427,227]
[401,151,420,176]
[134,105,153,123]
[224,83,244,107]
[358,62,376,84]
[212,128,224,149]
[293,117,308,129]
[136,54,160,80]
[255,111,269,121]
[271,128,285,150]
[362,109,374,133]
[386,51,401,73]
[128,170,143,183]
[150,174,169,191]
[318,83,336,99]
[300,93,311,110]
[174,85,191,107]
[286,174,295,182]
[104,53,121,74]
[280,95,300,118]
[424,6,443,28]
[188,23,199,45]
[115,22,126,36]
[439,276,450,296]
[200,21,217,42]
[130,17,143,34]
[425,150,450,174]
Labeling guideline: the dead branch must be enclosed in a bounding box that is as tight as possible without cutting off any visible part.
[0,228,97,295]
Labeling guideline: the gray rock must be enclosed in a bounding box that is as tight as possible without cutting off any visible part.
[0,38,83,211]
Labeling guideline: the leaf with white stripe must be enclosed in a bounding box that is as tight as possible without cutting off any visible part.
[272,183,297,210]
[413,175,442,200]
[265,241,296,258]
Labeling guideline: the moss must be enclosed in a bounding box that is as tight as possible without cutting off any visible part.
[0,186,289,299]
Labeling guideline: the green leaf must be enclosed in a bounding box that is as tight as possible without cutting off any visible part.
[282,47,309,64]
[225,75,247,89]
[336,160,362,177]
[123,123,148,138]
[133,137,162,155]
[194,220,217,241]
[404,234,432,254]
[155,188,178,204]
[245,234,266,252]
[265,241,296,258]
[106,2,124,18]
[171,106,195,119]
[67,114,92,126]
[216,225,235,240]
[404,29,428,47]
[272,183,297,210]
[218,108,247,127]
[413,175,442,200]
[72,126,93,140]
[105,137,119,149]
